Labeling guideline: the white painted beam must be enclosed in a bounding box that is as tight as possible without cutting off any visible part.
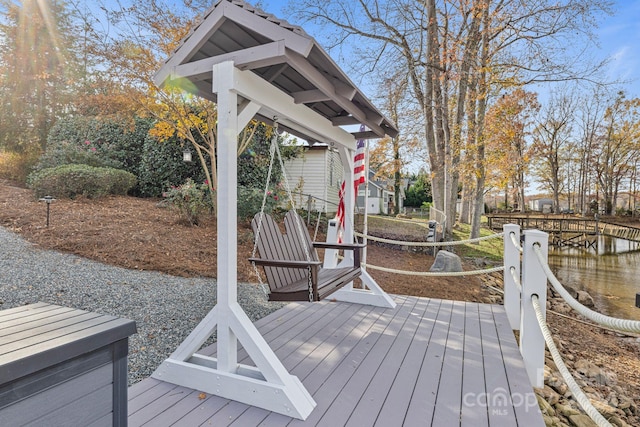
[171,41,287,82]
[238,100,261,130]
[213,62,356,149]
[285,51,387,137]
[292,89,331,104]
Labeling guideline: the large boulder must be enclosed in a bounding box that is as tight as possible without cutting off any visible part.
[430,250,463,273]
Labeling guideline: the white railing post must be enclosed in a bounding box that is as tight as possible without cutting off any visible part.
[520,229,548,388]
[323,219,340,268]
[503,224,521,330]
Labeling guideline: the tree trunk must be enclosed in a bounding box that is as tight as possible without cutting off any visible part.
[470,0,489,239]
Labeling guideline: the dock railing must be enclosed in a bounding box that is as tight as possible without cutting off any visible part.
[503,223,640,427]
[336,219,638,426]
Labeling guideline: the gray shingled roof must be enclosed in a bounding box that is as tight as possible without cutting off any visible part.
[155,0,398,143]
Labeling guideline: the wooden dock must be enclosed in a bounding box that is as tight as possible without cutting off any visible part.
[128,296,543,426]
[487,213,640,248]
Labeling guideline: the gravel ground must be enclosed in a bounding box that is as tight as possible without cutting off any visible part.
[0,226,286,385]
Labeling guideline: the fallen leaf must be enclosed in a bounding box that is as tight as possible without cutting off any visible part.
[198,392,206,400]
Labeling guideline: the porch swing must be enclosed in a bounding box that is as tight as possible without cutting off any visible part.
[249,123,364,302]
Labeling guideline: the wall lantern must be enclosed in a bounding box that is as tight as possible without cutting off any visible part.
[183,148,192,162]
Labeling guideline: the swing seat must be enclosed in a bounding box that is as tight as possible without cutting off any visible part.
[249,210,364,302]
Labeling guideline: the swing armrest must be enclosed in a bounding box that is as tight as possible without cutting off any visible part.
[312,243,365,268]
[249,258,322,269]
[312,242,366,250]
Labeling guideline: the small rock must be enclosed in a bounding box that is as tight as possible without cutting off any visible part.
[574,359,591,374]
[568,414,598,427]
[538,385,561,406]
[542,414,556,426]
[554,302,572,315]
[609,396,619,408]
[429,250,463,272]
[537,394,557,416]
[555,403,581,417]
[564,284,579,298]
[576,290,595,308]
[608,415,629,427]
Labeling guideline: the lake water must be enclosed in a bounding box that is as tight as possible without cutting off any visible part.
[548,236,640,321]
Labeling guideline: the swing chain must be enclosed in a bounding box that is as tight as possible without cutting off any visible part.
[307,265,314,302]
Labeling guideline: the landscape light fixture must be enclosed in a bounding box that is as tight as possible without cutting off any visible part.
[183,148,192,162]
[38,195,55,227]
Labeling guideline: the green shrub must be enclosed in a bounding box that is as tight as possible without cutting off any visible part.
[38,116,153,175]
[237,185,281,221]
[27,164,137,199]
[163,179,213,225]
[137,137,208,198]
[33,140,120,173]
[103,168,137,195]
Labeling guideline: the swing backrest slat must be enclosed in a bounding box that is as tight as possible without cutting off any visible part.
[251,211,319,291]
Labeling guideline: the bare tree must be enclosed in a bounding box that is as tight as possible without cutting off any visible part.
[574,88,608,214]
[594,92,640,215]
[370,72,424,214]
[531,90,577,211]
[291,0,611,237]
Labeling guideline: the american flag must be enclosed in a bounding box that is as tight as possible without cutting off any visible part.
[353,124,367,194]
[335,125,367,241]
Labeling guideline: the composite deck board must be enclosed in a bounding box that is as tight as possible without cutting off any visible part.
[404,299,452,425]
[373,297,441,427]
[239,301,353,364]
[340,296,432,426]
[491,305,543,426]
[431,300,467,425]
[478,304,520,426]
[128,296,543,426]
[460,302,489,427]
[312,296,424,425]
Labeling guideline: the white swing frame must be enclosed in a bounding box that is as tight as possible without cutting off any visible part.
[151,60,394,420]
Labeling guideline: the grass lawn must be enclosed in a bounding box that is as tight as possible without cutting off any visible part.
[363,214,504,263]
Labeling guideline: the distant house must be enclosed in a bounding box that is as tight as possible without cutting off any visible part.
[529,198,554,213]
[283,148,406,215]
[356,171,405,215]
[282,144,343,213]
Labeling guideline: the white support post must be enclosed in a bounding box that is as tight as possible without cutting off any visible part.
[323,218,340,268]
[216,58,239,374]
[520,229,548,388]
[152,61,316,420]
[326,144,395,309]
[503,224,521,330]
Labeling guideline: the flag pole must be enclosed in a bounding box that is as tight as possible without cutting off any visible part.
[361,139,369,277]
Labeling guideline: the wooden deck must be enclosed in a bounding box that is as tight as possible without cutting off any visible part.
[128,295,544,426]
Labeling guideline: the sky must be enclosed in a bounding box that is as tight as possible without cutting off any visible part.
[256,0,640,99]
[593,1,640,97]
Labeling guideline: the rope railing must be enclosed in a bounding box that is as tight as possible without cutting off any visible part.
[532,244,640,334]
[532,295,612,427]
[509,266,522,293]
[506,225,624,426]
[354,231,504,247]
[509,231,523,253]
[362,263,504,277]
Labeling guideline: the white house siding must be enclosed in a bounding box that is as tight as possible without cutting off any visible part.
[282,146,343,213]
